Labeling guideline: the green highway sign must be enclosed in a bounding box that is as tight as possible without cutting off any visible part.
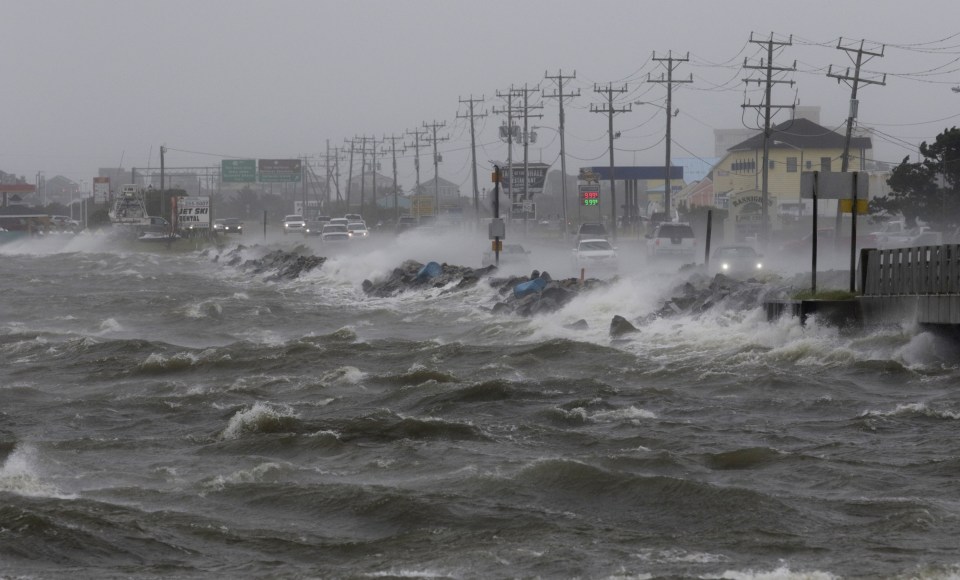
[258,158,302,183]
[221,159,256,183]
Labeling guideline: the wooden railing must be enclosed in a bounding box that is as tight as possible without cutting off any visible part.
[860,245,960,296]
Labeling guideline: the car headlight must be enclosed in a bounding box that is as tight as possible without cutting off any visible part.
[756,263,763,270]
[721,262,730,270]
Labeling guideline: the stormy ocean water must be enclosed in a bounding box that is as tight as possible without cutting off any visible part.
[2,228,960,579]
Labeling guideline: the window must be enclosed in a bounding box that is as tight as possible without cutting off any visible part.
[805,160,813,170]
[786,157,798,173]
[820,157,832,173]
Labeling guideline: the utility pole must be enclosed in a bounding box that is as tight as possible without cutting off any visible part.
[367,135,382,221]
[828,39,886,173]
[422,121,448,219]
[383,134,404,222]
[516,83,542,233]
[648,51,692,214]
[457,94,487,224]
[405,127,428,216]
[345,138,356,211]
[827,38,886,248]
[324,140,332,208]
[590,83,631,240]
[160,145,166,223]
[742,32,795,246]
[493,86,521,215]
[301,155,308,217]
[544,69,579,238]
[357,135,369,215]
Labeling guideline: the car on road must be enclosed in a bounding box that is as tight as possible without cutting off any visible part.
[710,244,764,277]
[572,238,618,272]
[481,243,531,268]
[344,213,363,223]
[320,223,351,242]
[347,222,369,238]
[282,215,306,235]
[396,216,418,233]
[646,222,696,261]
[303,220,326,236]
[576,222,608,243]
[213,218,244,235]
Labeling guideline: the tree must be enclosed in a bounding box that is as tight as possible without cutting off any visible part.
[874,127,960,230]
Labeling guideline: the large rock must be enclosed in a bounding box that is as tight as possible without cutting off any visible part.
[362,262,612,317]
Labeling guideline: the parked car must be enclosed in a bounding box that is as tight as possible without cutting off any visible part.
[572,238,618,272]
[282,215,305,235]
[320,223,351,242]
[49,215,80,231]
[213,217,244,235]
[710,244,764,277]
[877,226,943,249]
[646,222,696,261]
[481,244,531,268]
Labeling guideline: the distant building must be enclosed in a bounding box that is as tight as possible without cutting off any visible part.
[709,116,873,241]
[44,176,80,205]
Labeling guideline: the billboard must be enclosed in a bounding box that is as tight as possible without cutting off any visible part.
[93,177,110,204]
[258,159,302,183]
[501,163,549,196]
[221,159,256,183]
[178,196,211,228]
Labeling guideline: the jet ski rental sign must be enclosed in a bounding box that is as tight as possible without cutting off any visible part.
[177,196,210,229]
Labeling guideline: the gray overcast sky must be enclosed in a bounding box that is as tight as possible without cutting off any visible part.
[4,0,960,191]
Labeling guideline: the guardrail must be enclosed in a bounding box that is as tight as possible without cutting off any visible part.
[860,245,960,296]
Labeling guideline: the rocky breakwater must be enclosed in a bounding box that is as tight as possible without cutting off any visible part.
[609,272,793,337]
[212,245,326,281]
[361,260,610,316]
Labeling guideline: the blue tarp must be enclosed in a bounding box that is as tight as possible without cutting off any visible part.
[416,261,442,281]
[513,277,546,298]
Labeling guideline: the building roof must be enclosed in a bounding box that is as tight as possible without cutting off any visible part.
[0,184,37,194]
[728,117,872,152]
[579,166,683,181]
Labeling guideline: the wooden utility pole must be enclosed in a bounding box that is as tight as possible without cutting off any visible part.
[422,121,448,218]
[457,94,487,224]
[383,134,404,222]
[648,51,692,213]
[357,135,369,214]
[544,69,580,237]
[405,127,428,207]
[493,86,522,210]
[828,38,886,173]
[742,32,795,245]
[515,84,542,230]
[344,138,356,210]
[590,83,631,240]
[367,135,382,219]
[828,38,886,248]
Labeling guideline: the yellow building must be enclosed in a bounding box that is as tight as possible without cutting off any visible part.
[712,117,872,241]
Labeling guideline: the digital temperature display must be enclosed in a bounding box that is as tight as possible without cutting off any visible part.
[581,190,599,206]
